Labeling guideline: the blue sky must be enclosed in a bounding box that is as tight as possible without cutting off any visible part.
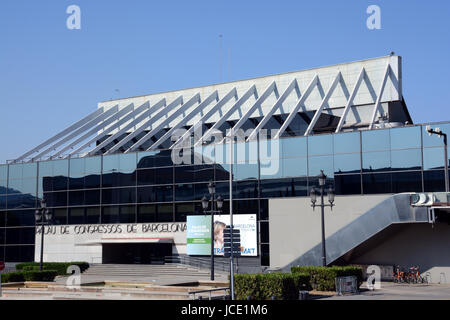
[1,0,449,163]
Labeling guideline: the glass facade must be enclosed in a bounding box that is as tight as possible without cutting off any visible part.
[1,122,449,263]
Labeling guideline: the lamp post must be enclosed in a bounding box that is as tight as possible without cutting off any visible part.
[35,199,52,271]
[202,181,224,281]
[426,126,449,192]
[310,170,335,267]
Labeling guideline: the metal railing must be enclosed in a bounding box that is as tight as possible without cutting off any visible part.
[189,287,230,300]
[165,255,235,273]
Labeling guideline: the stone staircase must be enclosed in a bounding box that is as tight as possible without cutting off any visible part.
[63,263,228,285]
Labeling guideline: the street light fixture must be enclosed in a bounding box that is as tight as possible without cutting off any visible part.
[426,126,449,192]
[310,170,335,267]
[202,181,223,281]
[35,199,52,271]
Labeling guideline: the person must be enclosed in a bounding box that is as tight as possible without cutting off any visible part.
[214,221,227,254]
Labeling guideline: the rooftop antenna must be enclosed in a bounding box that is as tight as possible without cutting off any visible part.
[219,34,223,83]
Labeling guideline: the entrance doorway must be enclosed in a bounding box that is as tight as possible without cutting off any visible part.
[102,243,172,264]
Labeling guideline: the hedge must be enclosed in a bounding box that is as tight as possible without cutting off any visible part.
[291,266,363,291]
[1,270,58,283]
[16,262,89,276]
[234,273,310,300]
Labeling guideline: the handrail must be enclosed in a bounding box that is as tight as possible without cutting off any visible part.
[165,255,235,272]
[189,287,230,300]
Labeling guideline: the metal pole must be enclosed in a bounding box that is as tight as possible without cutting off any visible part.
[210,194,215,281]
[229,133,235,300]
[444,134,449,193]
[40,219,44,271]
[321,186,326,267]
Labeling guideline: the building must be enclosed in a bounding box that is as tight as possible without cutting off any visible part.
[1,55,449,281]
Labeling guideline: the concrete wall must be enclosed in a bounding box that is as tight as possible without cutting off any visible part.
[35,222,187,264]
[268,194,391,269]
[98,56,401,135]
[352,223,450,284]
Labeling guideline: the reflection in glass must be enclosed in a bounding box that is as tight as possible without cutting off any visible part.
[362,129,390,152]
[6,210,35,227]
[308,156,334,177]
[308,134,333,156]
[260,178,307,198]
[362,151,390,172]
[391,149,422,170]
[138,204,156,223]
[362,173,392,194]
[282,158,307,178]
[390,126,421,150]
[335,174,361,195]
[422,123,450,148]
[334,154,361,174]
[423,148,445,170]
[281,136,307,158]
[424,170,445,192]
[392,171,422,193]
[333,132,360,154]
[234,163,258,181]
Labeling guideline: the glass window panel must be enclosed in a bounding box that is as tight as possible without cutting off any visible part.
[422,123,450,148]
[362,129,390,152]
[103,154,119,173]
[119,206,136,223]
[390,126,421,150]
[8,179,22,193]
[215,163,232,181]
[154,185,173,202]
[424,170,445,192]
[0,180,6,194]
[85,156,101,174]
[193,183,209,201]
[69,177,84,190]
[362,151,391,172]
[199,144,217,164]
[308,155,334,177]
[53,160,69,176]
[157,204,173,222]
[137,169,155,186]
[6,228,35,245]
[260,221,269,243]
[52,191,68,207]
[261,243,270,266]
[234,163,258,181]
[334,154,361,175]
[175,166,195,184]
[69,158,85,177]
[215,182,230,200]
[260,178,307,198]
[175,184,194,202]
[392,171,422,193]
[84,190,100,205]
[22,163,37,179]
[335,174,361,195]
[333,132,360,154]
[137,186,155,203]
[0,165,7,181]
[154,167,173,185]
[362,173,392,194]
[194,165,215,182]
[5,245,34,263]
[119,153,137,172]
[282,157,307,178]
[0,196,6,211]
[175,203,194,222]
[86,207,101,224]
[214,143,227,165]
[69,208,85,225]
[7,194,36,209]
[137,204,156,223]
[6,210,35,227]
[52,208,67,225]
[102,206,119,224]
[280,137,307,158]
[308,135,332,156]
[118,172,136,187]
[53,176,68,191]
[391,149,422,171]
[69,191,84,206]
[84,174,101,189]
[423,148,445,170]
[8,164,23,180]
[137,151,157,169]
[259,138,282,161]
[0,229,4,244]
[235,180,259,199]
[260,157,282,180]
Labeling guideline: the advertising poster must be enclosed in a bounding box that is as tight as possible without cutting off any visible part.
[187,214,257,257]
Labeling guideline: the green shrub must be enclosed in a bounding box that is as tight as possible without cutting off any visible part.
[291,266,363,291]
[16,262,89,275]
[1,270,58,283]
[234,273,310,300]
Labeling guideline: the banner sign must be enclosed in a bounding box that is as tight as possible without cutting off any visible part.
[187,214,257,256]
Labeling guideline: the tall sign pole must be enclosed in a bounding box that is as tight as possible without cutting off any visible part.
[229,130,235,300]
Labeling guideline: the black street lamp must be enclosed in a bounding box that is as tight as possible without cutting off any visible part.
[202,181,224,281]
[35,199,52,271]
[426,126,449,192]
[310,170,335,267]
